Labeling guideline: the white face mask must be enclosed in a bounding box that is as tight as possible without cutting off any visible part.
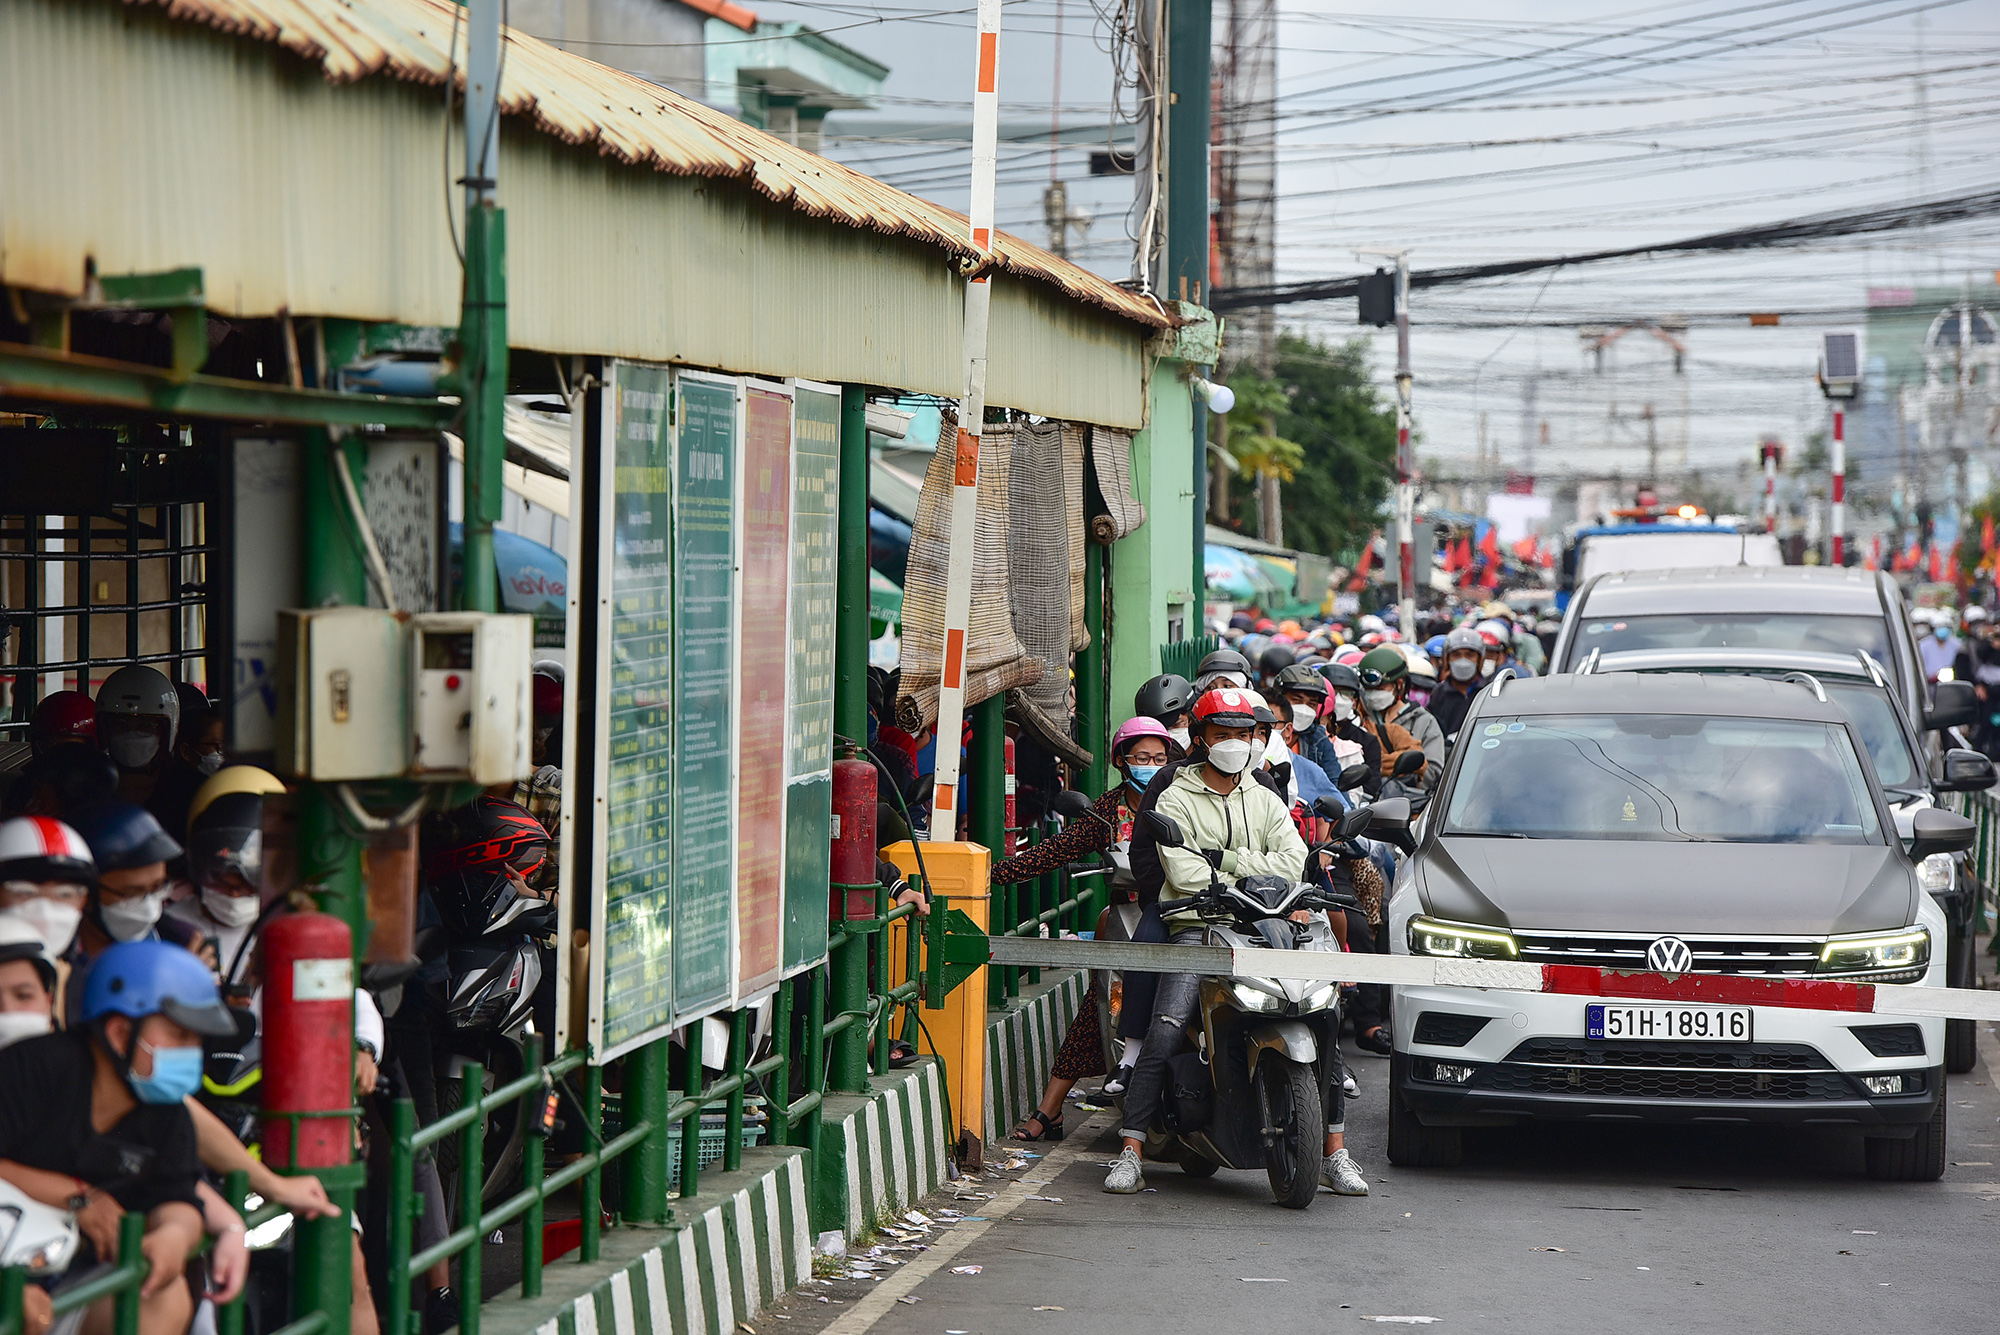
[201,888,261,929]
[1449,657,1478,682]
[1289,704,1318,733]
[1167,726,1191,750]
[1363,688,1397,713]
[1263,733,1291,768]
[0,1011,50,1050]
[1206,738,1254,775]
[3,900,82,957]
[1333,696,1357,722]
[107,732,160,771]
[196,751,225,777]
[100,890,168,942]
[1480,659,1497,678]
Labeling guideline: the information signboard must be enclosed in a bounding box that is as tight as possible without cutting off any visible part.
[671,373,739,1019]
[592,361,676,1058]
[736,384,793,997]
[784,384,840,974]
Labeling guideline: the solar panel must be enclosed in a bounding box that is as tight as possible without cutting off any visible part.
[1821,331,1860,382]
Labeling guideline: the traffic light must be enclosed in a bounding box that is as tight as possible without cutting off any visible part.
[1357,269,1396,327]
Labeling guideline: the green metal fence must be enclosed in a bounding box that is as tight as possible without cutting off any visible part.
[1159,635,1220,683]
[990,851,1113,1005]
[1941,787,1999,939]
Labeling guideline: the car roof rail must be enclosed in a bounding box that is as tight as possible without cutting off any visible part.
[1778,670,1827,703]
[1577,647,1602,675]
[1854,650,1889,690]
[1488,666,1518,697]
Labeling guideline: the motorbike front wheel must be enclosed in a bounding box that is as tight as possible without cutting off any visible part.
[1253,1055,1322,1210]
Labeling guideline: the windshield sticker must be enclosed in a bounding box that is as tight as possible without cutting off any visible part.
[1621,798,1638,822]
[1484,722,1507,737]
[1507,722,1525,732]
[1482,738,1501,749]
[1586,623,1604,634]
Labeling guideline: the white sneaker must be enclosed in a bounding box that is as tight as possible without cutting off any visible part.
[1320,1148,1369,1196]
[1103,1147,1146,1194]
[1340,1072,1359,1098]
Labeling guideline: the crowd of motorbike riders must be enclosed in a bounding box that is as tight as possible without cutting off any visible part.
[957,604,1549,1197]
[0,659,568,1335]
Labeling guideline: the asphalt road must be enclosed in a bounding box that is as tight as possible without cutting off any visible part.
[772,1015,2000,1335]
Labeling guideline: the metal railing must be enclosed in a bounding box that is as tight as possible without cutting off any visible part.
[1158,635,1220,684]
[0,1173,293,1335]
[1941,787,1998,938]
[990,848,1112,1004]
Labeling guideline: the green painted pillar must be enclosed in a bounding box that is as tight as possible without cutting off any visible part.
[621,1036,670,1225]
[460,204,507,614]
[1080,540,1109,796]
[835,385,870,747]
[969,695,1005,853]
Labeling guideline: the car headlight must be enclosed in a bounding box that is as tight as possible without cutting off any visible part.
[1818,927,1930,981]
[1916,853,1954,895]
[1227,981,1285,1012]
[1408,916,1519,960]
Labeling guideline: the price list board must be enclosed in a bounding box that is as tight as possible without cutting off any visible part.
[784,385,839,974]
[594,360,676,1058]
[671,374,739,1019]
[735,385,793,997]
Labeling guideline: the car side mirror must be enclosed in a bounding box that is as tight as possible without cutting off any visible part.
[1392,749,1426,778]
[1365,796,1411,836]
[1933,748,1997,793]
[1051,790,1095,821]
[1336,762,1372,791]
[1908,806,1977,861]
[1925,680,1977,732]
[1142,809,1186,849]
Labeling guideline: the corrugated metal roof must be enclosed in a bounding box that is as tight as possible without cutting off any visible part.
[124,0,1171,330]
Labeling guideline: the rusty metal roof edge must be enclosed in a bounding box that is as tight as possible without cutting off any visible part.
[118,0,1172,330]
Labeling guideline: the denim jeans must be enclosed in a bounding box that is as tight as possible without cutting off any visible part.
[1118,925,1208,1141]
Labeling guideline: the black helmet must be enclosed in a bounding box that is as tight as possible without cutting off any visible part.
[442,939,543,1032]
[1256,644,1296,679]
[1133,673,1193,725]
[425,797,553,938]
[1271,663,1329,701]
[68,801,182,872]
[1322,663,1362,694]
[1195,648,1252,683]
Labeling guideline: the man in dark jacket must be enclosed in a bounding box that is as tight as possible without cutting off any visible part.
[1425,627,1487,744]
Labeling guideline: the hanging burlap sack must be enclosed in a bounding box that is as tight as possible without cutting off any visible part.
[1090,425,1147,544]
[896,412,1044,733]
[1007,420,1092,769]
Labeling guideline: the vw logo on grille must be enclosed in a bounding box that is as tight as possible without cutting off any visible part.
[1646,936,1694,978]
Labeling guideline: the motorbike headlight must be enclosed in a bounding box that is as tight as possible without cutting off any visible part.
[1818,927,1930,981]
[1916,853,1954,895]
[1408,916,1519,960]
[1227,981,1285,1013]
[1301,982,1338,1011]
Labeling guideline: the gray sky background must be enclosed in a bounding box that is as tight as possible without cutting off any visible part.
[748,0,1999,518]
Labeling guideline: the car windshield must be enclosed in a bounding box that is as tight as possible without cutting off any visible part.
[1822,681,1920,790]
[1574,614,1889,662]
[1443,714,1884,844]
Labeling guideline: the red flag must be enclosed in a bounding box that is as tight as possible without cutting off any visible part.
[1948,549,1962,584]
[1928,544,1943,583]
[1479,562,1501,590]
[1868,535,1881,571]
[1478,525,1501,561]
[1455,537,1472,572]
[1983,514,1994,555]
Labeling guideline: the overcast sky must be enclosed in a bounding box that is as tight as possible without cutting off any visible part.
[749,0,1998,517]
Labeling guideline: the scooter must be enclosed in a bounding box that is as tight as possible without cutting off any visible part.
[1133,799,1403,1209]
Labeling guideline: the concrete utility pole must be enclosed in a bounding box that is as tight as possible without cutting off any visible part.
[1359,247,1415,633]
[926,0,1004,841]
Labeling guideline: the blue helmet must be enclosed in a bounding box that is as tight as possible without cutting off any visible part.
[67,801,181,873]
[80,940,238,1036]
[1424,635,1448,657]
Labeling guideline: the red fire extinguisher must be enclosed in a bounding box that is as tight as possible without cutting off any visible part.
[1003,735,1017,857]
[831,752,878,920]
[260,913,354,1169]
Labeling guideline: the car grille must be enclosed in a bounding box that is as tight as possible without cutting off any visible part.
[1482,1038,1850,1101]
[1514,929,1822,976]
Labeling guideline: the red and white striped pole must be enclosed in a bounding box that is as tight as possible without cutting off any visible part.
[1761,441,1778,534]
[1832,401,1848,563]
[928,0,1004,842]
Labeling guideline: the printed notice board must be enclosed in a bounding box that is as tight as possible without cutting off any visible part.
[595,361,676,1058]
[785,385,839,975]
[672,373,738,1019]
[736,384,793,997]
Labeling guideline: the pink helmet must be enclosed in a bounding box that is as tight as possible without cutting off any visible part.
[1110,716,1175,762]
[1331,644,1366,667]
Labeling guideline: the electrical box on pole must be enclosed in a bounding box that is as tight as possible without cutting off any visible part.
[1357,269,1396,327]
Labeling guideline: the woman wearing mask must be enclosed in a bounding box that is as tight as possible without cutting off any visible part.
[997,719,1181,1141]
[166,767,286,993]
[65,803,204,993]
[0,815,96,967]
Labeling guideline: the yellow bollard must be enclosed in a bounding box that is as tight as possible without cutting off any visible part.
[881,840,988,1155]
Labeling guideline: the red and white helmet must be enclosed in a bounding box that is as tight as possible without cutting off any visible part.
[1190,688,1258,730]
[0,815,98,885]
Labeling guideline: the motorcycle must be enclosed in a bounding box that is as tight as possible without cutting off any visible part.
[1131,798,1407,1209]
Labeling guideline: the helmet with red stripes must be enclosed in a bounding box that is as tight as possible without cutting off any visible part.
[425,796,550,879]
[0,815,98,885]
[1189,688,1258,730]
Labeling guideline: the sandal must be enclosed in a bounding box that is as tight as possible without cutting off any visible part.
[1010,1109,1065,1142]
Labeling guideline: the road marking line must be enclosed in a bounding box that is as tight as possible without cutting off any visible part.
[819,1108,1114,1334]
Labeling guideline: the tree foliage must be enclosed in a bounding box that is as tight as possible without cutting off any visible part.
[1221,332,1399,561]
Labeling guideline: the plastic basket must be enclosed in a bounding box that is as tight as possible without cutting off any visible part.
[664,1095,768,1185]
